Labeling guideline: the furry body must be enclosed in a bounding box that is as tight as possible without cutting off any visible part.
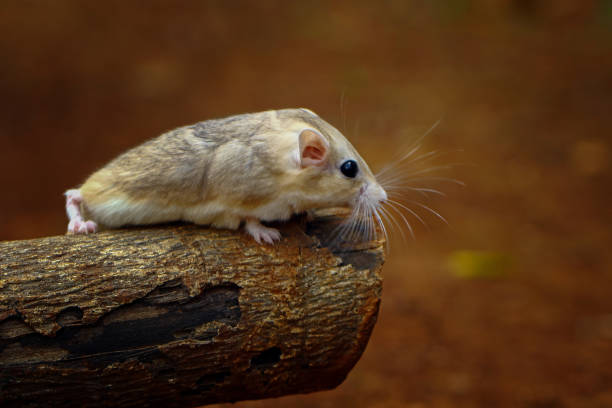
[66,108,386,243]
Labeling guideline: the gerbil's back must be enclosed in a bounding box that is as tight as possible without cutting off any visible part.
[80,126,212,208]
[79,111,283,211]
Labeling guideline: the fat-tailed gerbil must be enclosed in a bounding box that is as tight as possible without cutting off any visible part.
[64,108,388,244]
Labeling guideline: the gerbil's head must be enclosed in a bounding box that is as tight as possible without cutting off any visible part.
[280,109,387,223]
[275,108,455,244]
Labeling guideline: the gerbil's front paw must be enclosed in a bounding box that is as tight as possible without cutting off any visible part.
[67,219,98,235]
[245,219,281,245]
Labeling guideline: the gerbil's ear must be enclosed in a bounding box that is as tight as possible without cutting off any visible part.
[299,129,329,168]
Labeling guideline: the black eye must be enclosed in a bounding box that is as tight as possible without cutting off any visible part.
[340,160,358,178]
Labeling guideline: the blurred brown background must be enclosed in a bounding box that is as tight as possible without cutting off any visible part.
[1,1,612,407]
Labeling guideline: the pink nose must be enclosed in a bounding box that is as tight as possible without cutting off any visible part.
[380,188,388,201]
[361,184,387,203]
[371,184,387,203]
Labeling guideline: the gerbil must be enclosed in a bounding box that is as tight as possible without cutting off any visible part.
[65,108,388,244]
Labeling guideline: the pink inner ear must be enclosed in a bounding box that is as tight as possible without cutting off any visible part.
[300,129,329,168]
[303,145,325,161]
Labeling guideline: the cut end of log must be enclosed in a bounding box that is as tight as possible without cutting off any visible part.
[0,211,385,407]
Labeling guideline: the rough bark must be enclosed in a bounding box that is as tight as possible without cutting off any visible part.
[0,211,384,407]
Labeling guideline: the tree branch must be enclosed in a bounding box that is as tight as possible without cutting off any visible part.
[0,212,384,407]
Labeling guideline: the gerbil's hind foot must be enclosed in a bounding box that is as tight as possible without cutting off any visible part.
[245,218,281,245]
[65,189,98,235]
[67,219,98,234]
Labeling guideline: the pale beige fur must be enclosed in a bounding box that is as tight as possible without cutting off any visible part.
[71,108,386,241]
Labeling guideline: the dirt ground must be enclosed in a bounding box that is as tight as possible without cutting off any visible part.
[1,1,611,407]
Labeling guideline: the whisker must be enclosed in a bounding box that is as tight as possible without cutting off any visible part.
[383,185,431,199]
[378,157,455,183]
[386,199,428,229]
[379,159,467,186]
[376,119,442,178]
[328,205,360,245]
[339,216,356,243]
[391,148,465,169]
[363,204,374,241]
[354,200,368,240]
[400,164,461,177]
[420,118,441,142]
[376,144,421,179]
[365,205,374,241]
[378,157,466,186]
[396,176,466,186]
[379,205,406,243]
[373,207,390,252]
[362,203,372,241]
[383,185,446,197]
[407,200,449,225]
[394,149,440,168]
[372,208,387,249]
[383,201,415,239]
[372,206,379,241]
[371,206,390,250]
[347,200,364,242]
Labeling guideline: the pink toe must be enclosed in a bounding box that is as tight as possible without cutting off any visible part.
[67,220,79,234]
[85,221,98,233]
[67,219,97,235]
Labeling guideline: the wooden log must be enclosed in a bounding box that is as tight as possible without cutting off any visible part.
[0,212,384,407]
